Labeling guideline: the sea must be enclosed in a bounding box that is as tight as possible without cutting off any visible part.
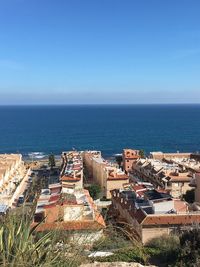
[0,104,200,160]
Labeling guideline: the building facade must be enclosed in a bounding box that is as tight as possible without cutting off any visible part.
[32,182,105,246]
[110,187,200,244]
[194,172,200,203]
[83,151,129,199]
[133,158,193,198]
[60,151,83,191]
[123,149,140,173]
[0,154,30,207]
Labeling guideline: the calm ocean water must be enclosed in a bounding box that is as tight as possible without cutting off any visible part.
[0,105,200,158]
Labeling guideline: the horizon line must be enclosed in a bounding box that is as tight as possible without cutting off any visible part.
[0,103,200,107]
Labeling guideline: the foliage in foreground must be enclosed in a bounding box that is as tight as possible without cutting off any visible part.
[92,226,132,251]
[2,211,200,267]
[145,228,200,267]
[0,216,55,266]
[0,214,87,267]
[92,225,148,264]
[175,227,200,267]
[146,234,180,265]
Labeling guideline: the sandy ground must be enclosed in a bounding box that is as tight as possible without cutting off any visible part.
[24,158,62,169]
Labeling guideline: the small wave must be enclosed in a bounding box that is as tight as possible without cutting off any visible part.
[34,155,46,159]
[28,152,46,159]
[29,152,44,156]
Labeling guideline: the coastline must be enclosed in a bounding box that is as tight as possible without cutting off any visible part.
[23,154,61,169]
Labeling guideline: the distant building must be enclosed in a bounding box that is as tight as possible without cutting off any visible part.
[194,172,200,203]
[123,149,140,173]
[133,158,193,198]
[150,151,200,173]
[150,152,191,161]
[60,151,83,191]
[83,151,129,199]
[0,154,30,207]
[110,185,200,244]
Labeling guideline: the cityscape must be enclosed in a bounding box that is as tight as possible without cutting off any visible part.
[1,148,200,266]
[1,0,200,266]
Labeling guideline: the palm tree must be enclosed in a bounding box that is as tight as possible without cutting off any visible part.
[115,155,123,169]
[139,150,145,158]
[48,154,56,169]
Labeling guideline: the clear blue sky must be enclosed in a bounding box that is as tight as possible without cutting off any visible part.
[0,0,200,104]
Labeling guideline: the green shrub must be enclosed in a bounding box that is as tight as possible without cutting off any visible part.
[144,247,161,257]
[182,189,195,203]
[92,227,132,251]
[86,184,101,199]
[146,234,180,264]
[175,226,200,267]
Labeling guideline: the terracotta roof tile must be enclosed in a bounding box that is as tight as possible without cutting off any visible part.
[169,175,191,182]
[142,214,200,225]
[61,175,81,182]
[31,220,105,231]
[49,195,60,202]
[107,175,129,181]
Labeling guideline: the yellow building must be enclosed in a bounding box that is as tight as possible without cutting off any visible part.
[83,151,129,199]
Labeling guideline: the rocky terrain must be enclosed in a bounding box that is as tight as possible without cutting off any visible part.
[81,262,157,267]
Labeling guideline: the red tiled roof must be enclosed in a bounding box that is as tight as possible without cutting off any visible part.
[111,188,200,227]
[134,209,147,224]
[34,188,105,231]
[157,189,169,194]
[125,155,139,159]
[132,185,146,192]
[142,214,200,226]
[49,195,60,202]
[173,199,188,212]
[169,175,191,182]
[31,220,105,232]
[61,200,77,205]
[49,183,61,189]
[107,175,129,181]
[61,175,81,182]
[137,191,146,197]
